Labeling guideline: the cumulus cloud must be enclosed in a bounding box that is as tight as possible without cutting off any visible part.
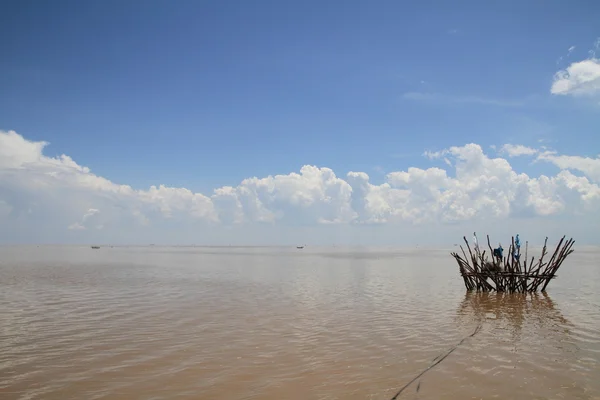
[551,58,600,96]
[0,130,217,240]
[500,144,538,157]
[537,151,600,183]
[1,130,600,243]
[551,39,600,97]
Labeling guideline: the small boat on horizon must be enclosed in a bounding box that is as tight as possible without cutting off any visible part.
[91,246,100,249]
[296,245,305,249]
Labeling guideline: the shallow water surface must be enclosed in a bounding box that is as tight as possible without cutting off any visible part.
[1,245,599,399]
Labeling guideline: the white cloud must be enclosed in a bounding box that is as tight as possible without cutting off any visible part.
[217,166,356,225]
[500,144,538,157]
[1,130,600,244]
[551,58,600,96]
[537,151,600,183]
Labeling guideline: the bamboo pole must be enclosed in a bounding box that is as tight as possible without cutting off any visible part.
[451,235,574,293]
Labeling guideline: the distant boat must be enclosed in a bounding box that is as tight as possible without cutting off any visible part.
[91,246,100,249]
[296,245,304,249]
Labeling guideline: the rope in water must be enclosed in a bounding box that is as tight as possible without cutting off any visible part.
[389,324,483,399]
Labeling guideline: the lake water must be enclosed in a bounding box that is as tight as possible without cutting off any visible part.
[1,245,599,400]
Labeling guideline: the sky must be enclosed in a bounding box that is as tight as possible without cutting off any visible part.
[1,0,600,245]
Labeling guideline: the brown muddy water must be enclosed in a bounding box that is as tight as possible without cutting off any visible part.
[1,245,599,400]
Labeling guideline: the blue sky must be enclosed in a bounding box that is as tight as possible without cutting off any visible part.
[1,0,600,244]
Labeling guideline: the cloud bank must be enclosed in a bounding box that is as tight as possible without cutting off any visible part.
[1,130,599,244]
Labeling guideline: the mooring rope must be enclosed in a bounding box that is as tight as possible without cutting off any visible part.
[389,324,483,399]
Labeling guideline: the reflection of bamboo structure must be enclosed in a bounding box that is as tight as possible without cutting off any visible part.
[451,235,575,292]
[455,291,573,337]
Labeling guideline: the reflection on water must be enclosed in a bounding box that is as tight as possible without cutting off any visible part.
[0,246,598,400]
[446,292,597,400]
[457,291,573,340]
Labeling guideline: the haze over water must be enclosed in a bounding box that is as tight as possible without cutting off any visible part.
[1,245,599,400]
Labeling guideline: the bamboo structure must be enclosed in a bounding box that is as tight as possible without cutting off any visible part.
[451,235,575,293]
